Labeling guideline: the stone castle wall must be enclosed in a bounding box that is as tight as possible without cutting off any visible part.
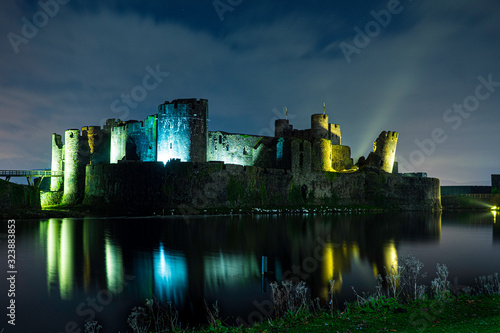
[207,131,267,166]
[83,161,441,213]
[364,131,399,173]
[110,117,157,163]
[0,179,41,212]
[157,99,208,163]
[50,133,64,191]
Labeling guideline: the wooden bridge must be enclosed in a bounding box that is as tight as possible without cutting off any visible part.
[0,170,63,187]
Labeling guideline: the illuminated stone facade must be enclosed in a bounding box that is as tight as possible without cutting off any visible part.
[157,99,208,163]
[360,131,399,173]
[50,98,400,206]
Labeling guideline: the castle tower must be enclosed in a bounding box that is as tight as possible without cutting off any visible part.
[157,99,208,163]
[50,133,64,191]
[373,131,399,173]
[311,114,330,140]
[62,129,87,205]
[275,119,293,137]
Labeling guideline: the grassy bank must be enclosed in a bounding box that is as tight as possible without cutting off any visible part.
[246,294,500,332]
[81,256,500,333]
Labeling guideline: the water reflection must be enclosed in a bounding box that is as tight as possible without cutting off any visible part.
[40,213,445,305]
[46,219,59,295]
[203,252,260,289]
[45,219,75,300]
[35,211,500,332]
[105,236,124,294]
[154,244,187,304]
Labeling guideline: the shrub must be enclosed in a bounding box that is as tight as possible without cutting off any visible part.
[431,263,451,301]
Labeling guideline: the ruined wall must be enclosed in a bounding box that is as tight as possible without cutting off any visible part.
[110,117,157,163]
[291,140,311,174]
[331,145,353,171]
[363,131,399,173]
[0,179,40,212]
[50,133,64,191]
[83,162,441,213]
[207,131,265,166]
[81,126,111,165]
[157,99,208,163]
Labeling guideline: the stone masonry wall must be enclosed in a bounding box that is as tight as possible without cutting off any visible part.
[83,161,441,213]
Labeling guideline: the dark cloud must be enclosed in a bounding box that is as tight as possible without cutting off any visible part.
[0,0,499,184]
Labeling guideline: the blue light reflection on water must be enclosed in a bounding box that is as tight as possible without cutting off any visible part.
[153,243,188,305]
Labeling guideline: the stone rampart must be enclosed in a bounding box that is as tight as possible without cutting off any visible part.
[83,161,441,214]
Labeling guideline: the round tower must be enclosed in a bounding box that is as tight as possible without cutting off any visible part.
[311,114,329,139]
[157,99,208,163]
[62,129,85,205]
[50,133,64,191]
[373,131,399,173]
[275,119,292,137]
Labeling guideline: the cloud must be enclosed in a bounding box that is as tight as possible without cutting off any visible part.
[0,0,498,184]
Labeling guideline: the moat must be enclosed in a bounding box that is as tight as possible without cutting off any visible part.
[2,211,499,332]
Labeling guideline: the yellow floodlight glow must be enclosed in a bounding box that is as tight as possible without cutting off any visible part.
[491,206,498,211]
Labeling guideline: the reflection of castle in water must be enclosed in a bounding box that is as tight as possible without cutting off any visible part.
[39,212,443,315]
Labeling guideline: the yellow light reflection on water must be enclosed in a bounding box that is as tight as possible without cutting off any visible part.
[321,243,342,299]
[105,236,124,294]
[383,242,399,289]
[59,219,74,300]
[492,210,497,224]
[374,241,399,279]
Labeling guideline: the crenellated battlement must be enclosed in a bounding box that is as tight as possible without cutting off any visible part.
[379,131,399,140]
[158,98,208,118]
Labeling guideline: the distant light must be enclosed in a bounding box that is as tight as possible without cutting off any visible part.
[491,206,498,211]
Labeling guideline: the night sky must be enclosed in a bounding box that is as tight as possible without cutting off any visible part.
[1,0,499,185]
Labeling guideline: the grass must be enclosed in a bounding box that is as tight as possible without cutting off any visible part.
[84,257,500,333]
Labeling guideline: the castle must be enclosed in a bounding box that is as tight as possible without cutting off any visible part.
[48,98,401,206]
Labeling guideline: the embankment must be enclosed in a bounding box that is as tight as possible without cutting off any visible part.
[0,179,40,215]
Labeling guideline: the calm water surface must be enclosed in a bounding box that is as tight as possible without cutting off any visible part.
[1,211,499,332]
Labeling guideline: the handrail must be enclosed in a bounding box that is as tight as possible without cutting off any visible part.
[0,170,64,177]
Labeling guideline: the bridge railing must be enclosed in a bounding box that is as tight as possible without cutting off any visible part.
[0,170,64,177]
